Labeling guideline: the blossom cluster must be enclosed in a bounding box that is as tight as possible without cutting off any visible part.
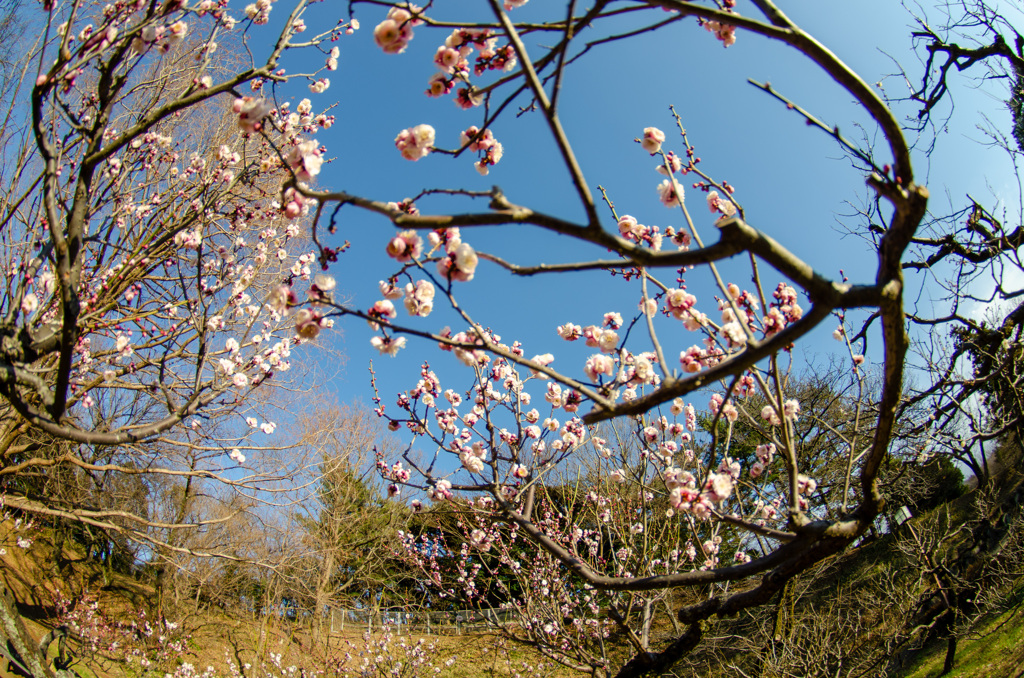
[373,4,423,54]
[394,123,436,161]
[460,126,504,175]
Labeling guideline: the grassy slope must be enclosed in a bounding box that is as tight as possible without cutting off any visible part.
[4,460,1022,678]
[895,606,1024,678]
[0,521,578,677]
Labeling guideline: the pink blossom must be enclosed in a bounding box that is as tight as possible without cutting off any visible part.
[721,321,747,347]
[707,190,737,217]
[557,323,582,340]
[582,325,618,352]
[371,335,407,356]
[469,528,490,549]
[373,7,419,54]
[282,187,309,219]
[436,242,478,282]
[617,215,642,239]
[286,139,323,181]
[394,124,435,161]
[657,179,683,208]
[656,152,683,176]
[386,230,423,262]
[309,78,330,94]
[797,474,817,495]
[403,280,435,317]
[685,404,697,432]
[379,280,404,300]
[460,448,485,473]
[529,353,554,377]
[20,293,38,314]
[429,478,453,501]
[705,472,734,502]
[269,285,296,314]
[294,308,322,339]
[369,300,397,328]
[680,345,704,374]
[461,126,503,174]
[232,97,272,133]
[426,73,453,97]
[603,312,623,329]
[174,227,202,250]
[455,86,483,109]
[756,443,776,464]
[666,289,697,320]
[703,18,737,47]
[584,354,615,382]
[311,273,336,300]
[433,46,463,73]
[641,127,666,154]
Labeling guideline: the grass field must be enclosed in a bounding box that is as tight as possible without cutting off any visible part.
[895,606,1024,678]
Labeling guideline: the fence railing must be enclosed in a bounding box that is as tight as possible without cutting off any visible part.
[323,606,515,635]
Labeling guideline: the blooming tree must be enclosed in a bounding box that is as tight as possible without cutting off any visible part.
[278,0,931,674]
[1,0,1020,676]
[0,0,354,671]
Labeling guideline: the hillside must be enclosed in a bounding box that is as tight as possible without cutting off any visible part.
[0,522,576,678]
[2,450,1022,678]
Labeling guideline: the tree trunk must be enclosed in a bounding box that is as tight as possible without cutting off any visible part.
[640,600,653,650]
[940,635,957,676]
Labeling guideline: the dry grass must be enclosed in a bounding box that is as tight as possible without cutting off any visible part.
[0,520,578,677]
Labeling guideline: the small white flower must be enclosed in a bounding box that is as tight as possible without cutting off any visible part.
[21,293,39,314]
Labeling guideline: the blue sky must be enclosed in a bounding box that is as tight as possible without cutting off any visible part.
[268,1,1019,445]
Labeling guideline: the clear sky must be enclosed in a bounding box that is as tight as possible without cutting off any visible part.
[267,1,1019,450]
